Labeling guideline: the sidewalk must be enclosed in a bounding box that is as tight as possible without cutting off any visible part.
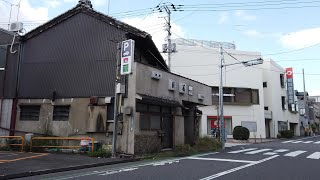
[0,151,139,179]
[226,138,275,144]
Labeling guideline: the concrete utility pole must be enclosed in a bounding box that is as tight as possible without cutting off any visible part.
[111,43,121,157]
[303,68,308,128]
[158,4,178,70]
[218,45,225,149]
[164,6,172,70]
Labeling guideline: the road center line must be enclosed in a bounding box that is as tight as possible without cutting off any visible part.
[187,157,256,163]
[199,155,279,180]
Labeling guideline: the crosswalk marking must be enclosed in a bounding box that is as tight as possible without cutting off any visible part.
[282,140,294,143]
[228,148,258,154]
[284,150,306,157]
[274,149,289,153]
[303,141,313,144]
[306,152,320,159]
[245,149,272,155]
[263,149,289,155]
[314,141,320,144]
[292,141,303,144]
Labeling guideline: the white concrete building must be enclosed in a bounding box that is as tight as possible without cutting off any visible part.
[171,38,299,139]
[262,60,300,138]
[171,38,265,139]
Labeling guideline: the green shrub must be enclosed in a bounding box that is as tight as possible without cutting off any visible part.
[280,130,294,138]
[233,126,250,140]
[174,144,195,157]
[88,148,112,158]
[193,137,221,152]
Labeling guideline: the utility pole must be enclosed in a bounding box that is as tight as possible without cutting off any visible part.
[219,45,225,149]
[158,4,178,70]
[111,43,121,157]
[216,46,263,149]
[303,68,308,129]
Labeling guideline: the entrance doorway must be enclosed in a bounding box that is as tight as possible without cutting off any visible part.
[161,116,173,149]
[265,119,271,138]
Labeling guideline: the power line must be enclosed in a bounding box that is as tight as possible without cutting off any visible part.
[179,5,320,12]
[182,0,320,8]
[263,42,320,56]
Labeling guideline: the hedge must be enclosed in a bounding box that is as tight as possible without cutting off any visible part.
[233,126,250,140]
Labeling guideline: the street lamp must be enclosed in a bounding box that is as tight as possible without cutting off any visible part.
[218,46,263,149]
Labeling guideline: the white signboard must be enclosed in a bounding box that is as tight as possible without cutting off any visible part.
[241,121,257,132]
[120,39,135,75]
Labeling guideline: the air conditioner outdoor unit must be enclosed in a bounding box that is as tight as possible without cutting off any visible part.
[151,71,162,80]
[9,22,23,32]
[198,94,205,100]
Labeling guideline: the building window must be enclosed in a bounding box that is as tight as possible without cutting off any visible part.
[20,105,40,121]
[0,46,7,70]
[207,117,232,136]
[252,89,259,104]
[299,108,305,116]
[139,114,161,130]
[280,74,285,88]
[263,82,267,88]
[281,96,286,110]
[53,106,70,121]
[234,88,251,104]
[264,106,269,110]
[278,121,288,132]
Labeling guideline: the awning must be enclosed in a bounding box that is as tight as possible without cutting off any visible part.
[136,94,184,107]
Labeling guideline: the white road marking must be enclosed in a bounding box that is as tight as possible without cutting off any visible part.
[199,155,279,180]
[44,152,219,180]
[314,141,320,144]
[187,157,256,163]
[264,149,289,155]
[292,141,303,144]
[227,148,257,154]
[245,149,272,154]
[274,149,289,153]
[282,140,294,143]
[306,152,320,159]
[284,150,306,157]
[303,141,313,144]
[264,152,277,155]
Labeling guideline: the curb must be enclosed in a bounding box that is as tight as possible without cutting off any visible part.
[1,158,140,179]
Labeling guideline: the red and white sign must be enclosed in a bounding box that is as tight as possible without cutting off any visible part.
[286,67,293,79]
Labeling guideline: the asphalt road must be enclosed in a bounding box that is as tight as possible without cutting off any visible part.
[18,135,320,180]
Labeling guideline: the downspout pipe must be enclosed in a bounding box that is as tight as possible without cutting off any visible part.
[9,40,22,136]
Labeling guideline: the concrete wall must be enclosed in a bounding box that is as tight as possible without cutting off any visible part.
[171,40,262,88]
[14,98,115,145]
[199,104,266,139]
[135,63,212,106]
[0,99,13,136]
[119,63,137,154]
[262,60,300,137]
